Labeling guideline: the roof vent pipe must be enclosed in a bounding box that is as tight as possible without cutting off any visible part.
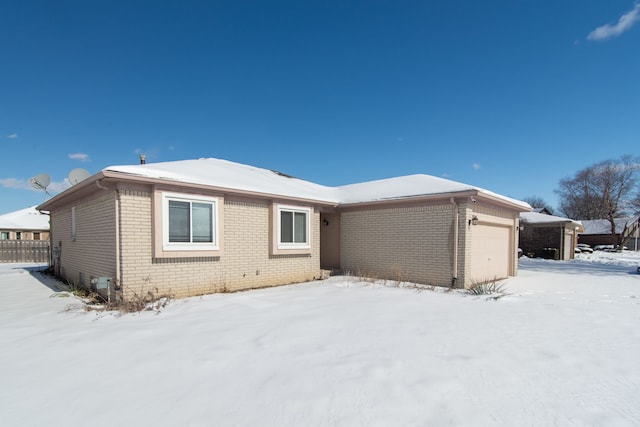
[139,154,146,164]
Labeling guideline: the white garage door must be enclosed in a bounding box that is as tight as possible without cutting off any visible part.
[470,225,511,282]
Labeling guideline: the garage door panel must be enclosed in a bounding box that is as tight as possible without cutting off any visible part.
[470,225,510,282]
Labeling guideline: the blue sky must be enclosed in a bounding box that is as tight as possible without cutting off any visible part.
[1,0,639,215]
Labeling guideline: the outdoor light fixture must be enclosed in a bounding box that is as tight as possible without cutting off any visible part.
[471,216,479,226]
[323,219,330,226]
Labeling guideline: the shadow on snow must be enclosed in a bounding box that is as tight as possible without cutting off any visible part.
[518,257,638,277]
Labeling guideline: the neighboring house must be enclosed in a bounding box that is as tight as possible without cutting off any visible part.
[0,206,50,241]
[532,207,553,215]
[579,217,640,249]
[37,158,530,302]
[519,211,583,260]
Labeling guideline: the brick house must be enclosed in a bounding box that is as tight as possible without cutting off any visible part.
[578,217,640,249]
[37,158,530,302]
[519,211,583,260]
[0,206,50,241]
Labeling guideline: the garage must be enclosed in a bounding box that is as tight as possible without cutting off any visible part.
[469,224,512,282]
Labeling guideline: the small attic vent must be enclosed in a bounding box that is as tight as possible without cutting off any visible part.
[271,170,297,179]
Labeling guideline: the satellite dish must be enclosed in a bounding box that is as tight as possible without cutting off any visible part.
[29,173,51,190]
[68,168,90,185]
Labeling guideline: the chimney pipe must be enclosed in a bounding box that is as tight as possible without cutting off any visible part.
[139,154,146,164]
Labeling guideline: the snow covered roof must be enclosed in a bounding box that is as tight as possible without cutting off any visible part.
[336,174,481,204]
[335,174,528,207]
[0,206,50,230]
[101,158,530,209]
[580,217,639,235]
[520,211,583,230]
[532,207,553,215]
[106,158,336,203]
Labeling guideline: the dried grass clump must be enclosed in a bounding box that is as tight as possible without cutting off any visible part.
[467,277,507,300]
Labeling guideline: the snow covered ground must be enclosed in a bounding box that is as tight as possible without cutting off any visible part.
[1,251,639,426]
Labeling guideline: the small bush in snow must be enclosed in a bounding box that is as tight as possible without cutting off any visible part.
[467,278,507,299]
[66,281,102,304]
[121,287,173,313]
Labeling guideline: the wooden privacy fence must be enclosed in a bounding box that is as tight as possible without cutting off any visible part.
[0,240,50,263]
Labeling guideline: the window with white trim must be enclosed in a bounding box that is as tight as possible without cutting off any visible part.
[162,192,219,251]
[0,231,9,240]
[278,206,310,249]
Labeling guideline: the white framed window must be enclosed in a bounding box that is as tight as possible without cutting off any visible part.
[0,231,9,240]
[277,205,311,250]
[162,192,219,251]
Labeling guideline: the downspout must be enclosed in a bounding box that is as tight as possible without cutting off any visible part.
[96,180,122,294]
[450,198,458,287]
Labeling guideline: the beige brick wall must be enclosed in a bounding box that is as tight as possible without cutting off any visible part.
[50,183,520,296]
[340,204,458,286]
[340,201,520,288]
[50,191,118,288]
[118,191,322,299]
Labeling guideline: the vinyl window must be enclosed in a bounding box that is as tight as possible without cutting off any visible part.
[278,206,310,249]
[162,193,219,251]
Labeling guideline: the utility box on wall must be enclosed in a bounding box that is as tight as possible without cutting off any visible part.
[91,276,115,303]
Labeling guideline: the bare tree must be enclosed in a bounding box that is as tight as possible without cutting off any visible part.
[522,196,554,214]
[629,192,640,215]
[556,155,640,244]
